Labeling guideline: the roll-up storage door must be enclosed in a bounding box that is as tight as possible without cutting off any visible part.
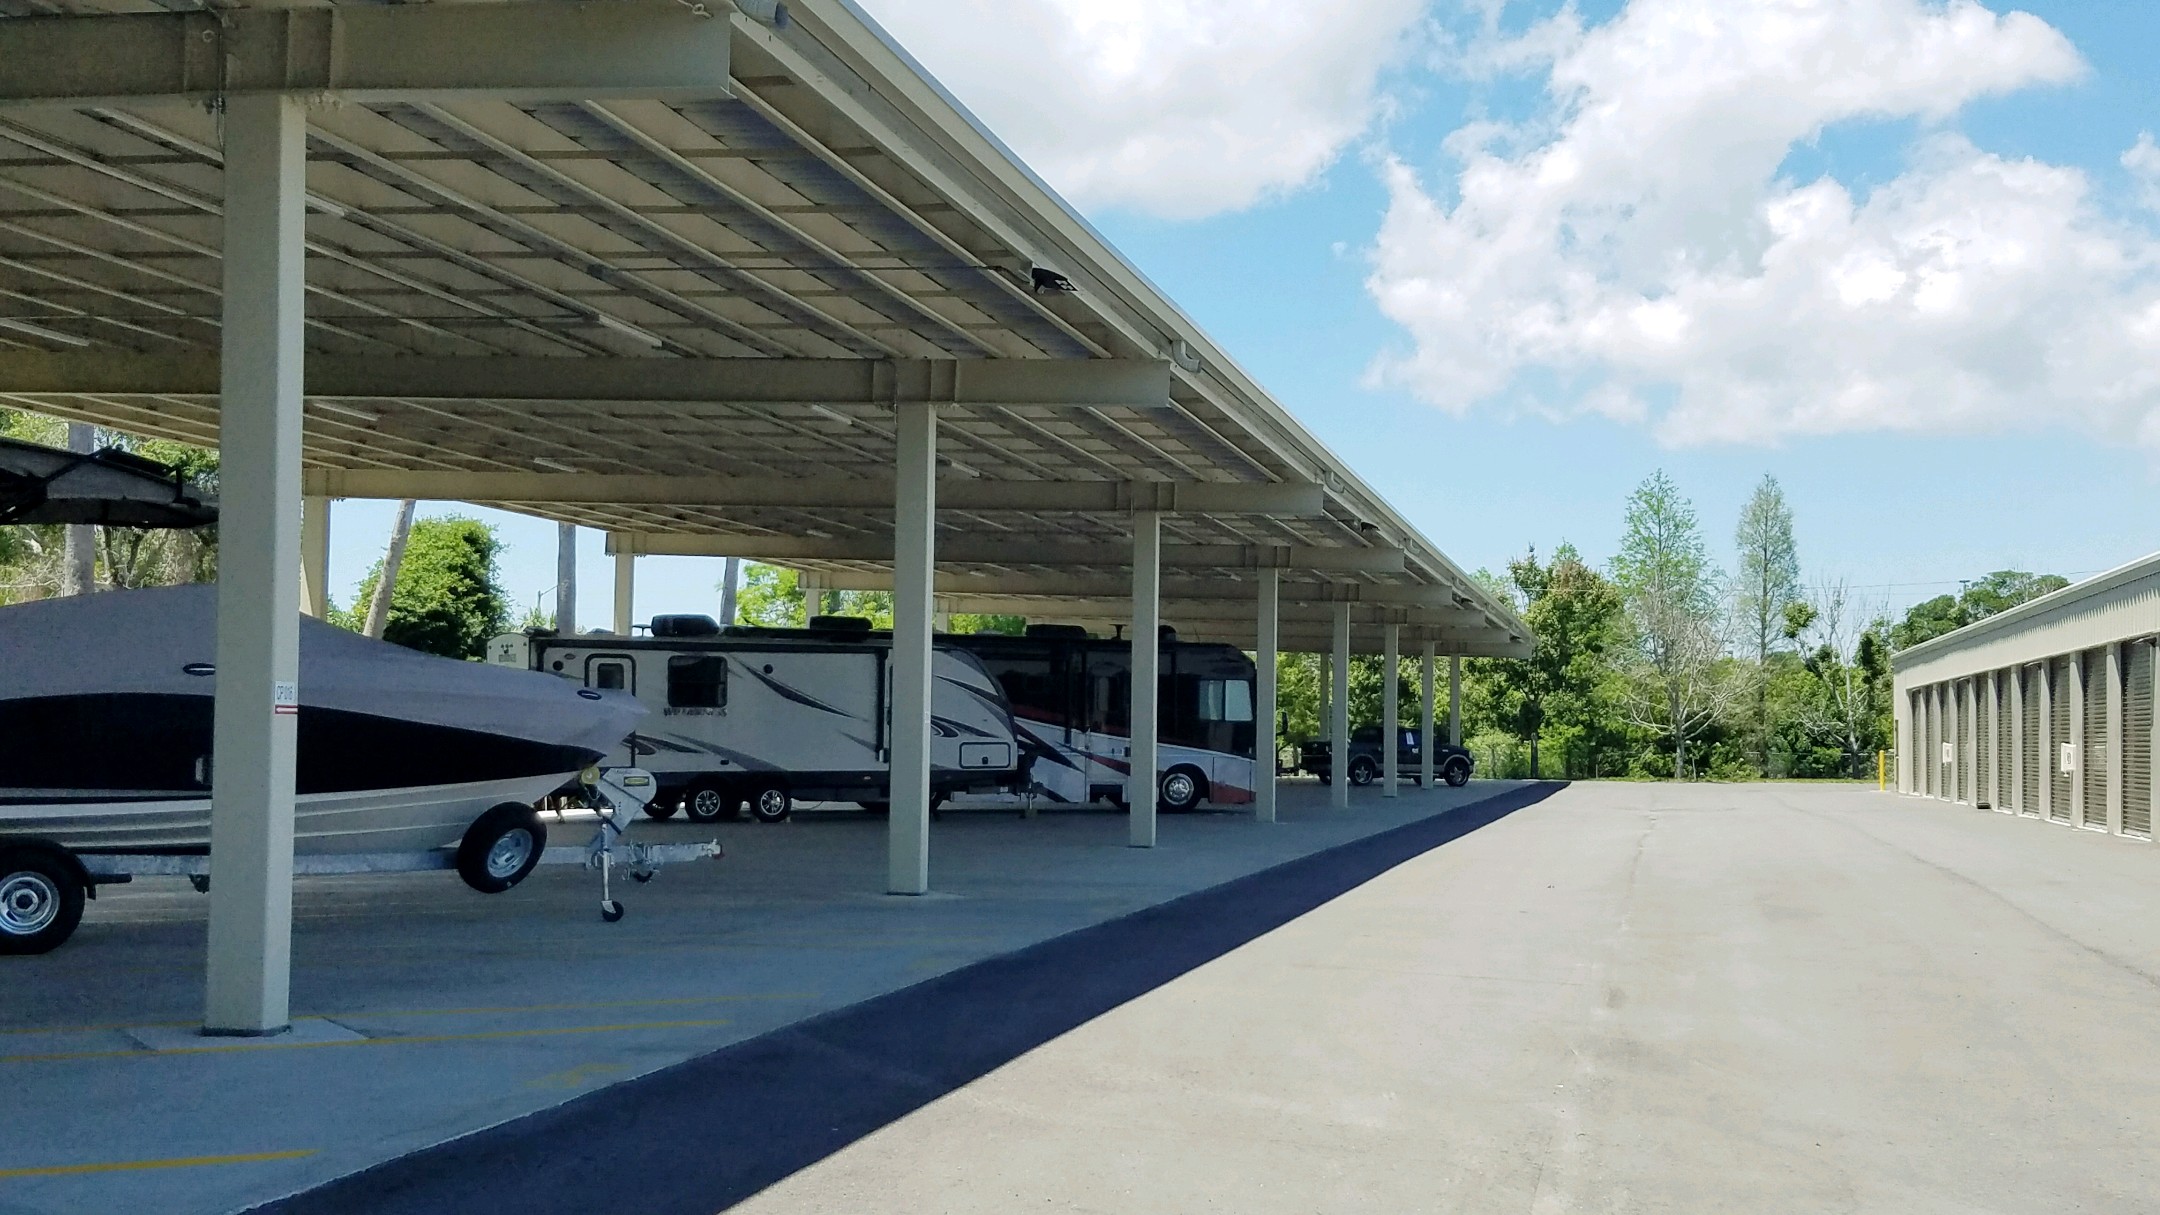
[1975,676,1993,808]
[1956,680,1972,803]
[1935,687,1952,799]
[2051,658,2075,822]
[1909,691,1924,794]
[2126,641,2153,838]
[2083,649,2109,829]
[2021,667,2042,815]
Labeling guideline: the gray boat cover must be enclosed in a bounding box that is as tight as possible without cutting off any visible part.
[0,585,643,755]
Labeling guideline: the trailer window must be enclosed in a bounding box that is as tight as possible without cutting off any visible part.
[667,655,727,708]
[589,661,627,691]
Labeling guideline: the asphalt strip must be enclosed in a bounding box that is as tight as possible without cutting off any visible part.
[250,781,1565,1215]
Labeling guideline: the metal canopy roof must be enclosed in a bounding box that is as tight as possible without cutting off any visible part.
[0,0,1530,657]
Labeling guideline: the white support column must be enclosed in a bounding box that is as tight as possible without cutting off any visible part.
[1128,510,1162,847]
[2107,643,2125,835]
[887,402,936,894]
[299,495,330,619]
[1382,623,1400,798]
[1420,643,1436,788]
[1255,568,1278,824]
[62,421,96,595]
[612,549,635,635]
[1330,602,1350,810]
[557,522,579,635]
[203,93,305,1037]
[1448,655,1463,747]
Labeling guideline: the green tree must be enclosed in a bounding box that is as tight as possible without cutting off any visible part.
[1611,471,1737,779]
[731,563,1019,634]
[1466,544,1625,778]
[340,516,508,659]
[1734,474,1801,775]
[1890,570,2071,650]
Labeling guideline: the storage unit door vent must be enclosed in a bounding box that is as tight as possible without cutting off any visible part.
[2051,658,2074,822]
[2127,641,2153,838]
[1974,679,1992,807]
[2083,649,2109,828]
[2021,667,2042,814]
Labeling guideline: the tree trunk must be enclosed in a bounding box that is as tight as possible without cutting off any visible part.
[1529,736,1540,779]
[720,555,741,626]
[60,422,96,595]
[363,499,417,639]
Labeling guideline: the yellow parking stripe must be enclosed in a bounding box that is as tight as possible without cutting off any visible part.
[0,1149,315,1179]
[2,1017,735,1065]
[2,990,815,1037]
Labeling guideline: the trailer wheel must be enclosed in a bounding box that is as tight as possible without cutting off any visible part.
[1348,757,1378,786]
[682,783,736,824]
[600,899,625,923]
[456,803,547,894]
[643,800,680,821]
[746,782,791,824]
[1159,767,1207,813]
[1444,758,1471,788]
[0,845,85,955]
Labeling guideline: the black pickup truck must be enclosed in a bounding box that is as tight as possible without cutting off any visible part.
[1299,726,1473,787]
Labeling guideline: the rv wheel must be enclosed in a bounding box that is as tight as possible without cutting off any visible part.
[747,783,791,824]
[0,845,85,956]
[1158,767,1207,813]
[644,800,680,821]
[683,784,736,824]
[456,804,548,894]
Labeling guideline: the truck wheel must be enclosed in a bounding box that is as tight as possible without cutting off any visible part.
[1317,772,1332,786]
[1444,759,1471,788]
[1349,757,1378,786]
[456,803,547,894]
[1158,767,1206,813]
[747,782,791,824]
[0,845,85,955]
[683,783,736,824]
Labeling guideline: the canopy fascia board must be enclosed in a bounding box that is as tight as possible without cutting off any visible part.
[609,531,1402,573]
[919,595,1487,626]
[799,572,1463,609]
[305,469,1321,515]
[0,353,1174,410]
[0,2,735,107]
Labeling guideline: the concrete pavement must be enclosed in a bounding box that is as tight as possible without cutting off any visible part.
[731,783,2160,1214]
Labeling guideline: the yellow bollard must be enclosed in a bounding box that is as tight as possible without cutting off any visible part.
[1877,750,1886,791]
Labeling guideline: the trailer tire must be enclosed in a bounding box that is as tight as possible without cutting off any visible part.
[1444,758,1471,788]
[0,844,86,955]
[1348,757,1378,786]
[682,783,736,824]
[643,800,680,821]
[1159,766,1207,813]
[456,804,547,894]
[746,782,791,824]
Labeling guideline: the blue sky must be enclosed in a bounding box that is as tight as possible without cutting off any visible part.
[326,0,2160,629]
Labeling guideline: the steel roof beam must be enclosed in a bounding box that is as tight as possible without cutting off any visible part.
[908,594,1486,625]
[0,351,1173,409]
[298,468,1319,515]
[778,573,1451,606]
[0,2,734,107]
[608,531,1404,572]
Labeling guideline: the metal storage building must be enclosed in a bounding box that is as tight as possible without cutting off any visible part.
[1893,553,2160,840]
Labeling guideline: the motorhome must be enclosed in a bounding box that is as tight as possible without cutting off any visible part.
[945,625,1258,812]
[490,616,1022,823]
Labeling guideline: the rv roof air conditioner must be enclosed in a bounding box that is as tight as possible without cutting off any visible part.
[650,614,721,638]
[808,615,873,633]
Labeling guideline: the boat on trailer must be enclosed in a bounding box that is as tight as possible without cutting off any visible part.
[0,585,656,953]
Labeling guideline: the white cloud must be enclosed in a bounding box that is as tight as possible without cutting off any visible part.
[1363,0,2160,449]
[856,0,1427,219]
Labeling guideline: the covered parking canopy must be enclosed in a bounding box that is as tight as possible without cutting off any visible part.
[0,0,1530,1032]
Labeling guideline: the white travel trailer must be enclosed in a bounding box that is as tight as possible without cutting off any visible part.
[489,616,1022,823]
